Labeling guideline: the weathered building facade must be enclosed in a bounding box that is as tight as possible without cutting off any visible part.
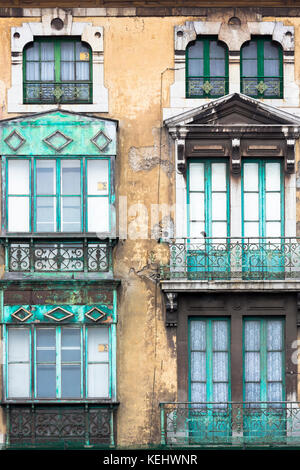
[0,1,300,449]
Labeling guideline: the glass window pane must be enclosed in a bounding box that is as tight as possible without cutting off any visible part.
[37,364,56,398]
[213,321,228,350]
[36,328,56,362]
[61,365,81,398]
[191,352,206,381]
[244,321,260,351]
[41,62,54,82]
[61,62,75,81]
[245,382,260,402]
[212,163,226,191]
[88,327,109,362]
[61,160,81,195]
[61,197,81,232]
[190,321,206,351]
[87,197,109,232]
[213,383,228,403]
[188,59,203,76]
[189,193,204,221]
[264,60,279,77]
[189,163,204,191]
[76,62,89,81]
[242,59,257,77]
[87,160,109,195]
[244,163,258,191]
[189,222,205,238]
[244,222,259,238]
[8,328,30,362]
[191,382,206,403]
[75,42,90,60]
[267,382,282,402]
[88,363,109,398]
[245,352,260,381]
[8,160,30,195]
[244,193,259,221]
[36,197,56,232]
[188,41,204,59]
[212,193,227,221]
[26,61,40,80]
[8,197,30,232]
[211,221,227,238]
[265,163,280,191]
[267,352,282,381]
[213,352,228,381]
[267,320,283,350]
[266,193,281,220]
[26,42,39,60]
[36,160,56,195]
[61,328,81,362]
[8,364,30,398]
[210,59,225,77]
[41,42,54,60]
[242,41,257,59]
[266,222,281,238]
[210,41,225,59]
[264,41,279,59]
[61,42,75,60]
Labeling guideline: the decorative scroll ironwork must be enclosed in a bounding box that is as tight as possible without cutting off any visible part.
[241,77,282,97]
[6,240,111,273]
[160,402,300,447]
[160,237,300,281]
[8,404,113,448]
[188,77,227,97]
[24,82,92,104]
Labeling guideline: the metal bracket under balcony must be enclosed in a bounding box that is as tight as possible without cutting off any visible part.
[160,402,300,448]
[1,238,114,276]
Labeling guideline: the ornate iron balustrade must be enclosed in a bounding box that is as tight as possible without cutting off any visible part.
[24,82,92,104]
[1,239,113,274]
[160,237,300,281]
[5,403,116,449]
[187,77,228,97]
[160,402,300,447]
[241,76,283,98]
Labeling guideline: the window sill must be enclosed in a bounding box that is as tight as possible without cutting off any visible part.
[3,400,119,406]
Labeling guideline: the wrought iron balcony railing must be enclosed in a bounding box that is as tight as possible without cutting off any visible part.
[1,238,113,274]
[5,403,116,449]
[160,402,300,447]
[24,81,92,104]
[160,237,300,282]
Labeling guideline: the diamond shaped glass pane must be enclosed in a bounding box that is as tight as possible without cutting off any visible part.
[43,131,73,152]
[44,307,74,322]
[4,130,26,151]
[85,307,105,322]
[11,307,32,322]
[91,131,112,151]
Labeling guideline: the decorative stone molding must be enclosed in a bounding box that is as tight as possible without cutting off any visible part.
[7,8,108,113]
[165,18,299,120]
[165,292,178,327]
[231,137,241,174]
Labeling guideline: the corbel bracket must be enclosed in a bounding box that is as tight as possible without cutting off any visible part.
[231,137,241,174]
[177,139,186,174]
[285,138,295,174]
[165,292,178,327]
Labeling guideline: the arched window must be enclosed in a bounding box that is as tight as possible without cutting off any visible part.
[23,38,92,104]
[186,37,229,98]
[241,37,283,98]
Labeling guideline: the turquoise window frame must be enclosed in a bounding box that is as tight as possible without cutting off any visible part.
[187,159,230,238]
[242,317,285,403]
[188,317,231,403]
[241,158,284,238]
[23,37,93,105]
[240,36,283,99]
[186,36,229,99]
[4,323,113,401]
[4,156,111,234]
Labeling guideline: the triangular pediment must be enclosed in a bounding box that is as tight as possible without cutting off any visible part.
[164,93,300,127]
[0,109,118,156]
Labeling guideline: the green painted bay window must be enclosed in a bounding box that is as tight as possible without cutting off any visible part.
[6,325,110,399]
[186,37,229,98]
[6,157,110,233]
[24,38,92,104]
[241,37,283,98]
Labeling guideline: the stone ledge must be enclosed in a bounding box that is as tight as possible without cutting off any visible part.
[161,279,300,292]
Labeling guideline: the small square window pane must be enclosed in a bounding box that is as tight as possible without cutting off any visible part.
[242,41,257,59]
[191,352,206,381]
[210,41,225,59]
[266,193,281,220]
[87,160,109,195]
[267,382,283,402]
[245,382,260,402]
[264,41,279,59]
[61,365,81,398]
[267,320,283,350]
[8,197,30,232]
[188,59,204,76]
[75,42,90,60]
[211,163,227,191]
[244,222,259,238]
[213,321,228,350]
[245,352,260,381]
[76,62,90,81]
[266,222,281,238]
[213,352,228,381]
[37,364,56,398]
[88,327,109,362]
[8,160,30,195]
[189,163,204,191]
[61,197,81,232]
[41,42,54,60]
[62,328,81,362]
[61,160,81,195]
[211,221,227,238]
[242,59,257,77]
[61,62,75,81]
[213,383,228,404]
[88,364,109,398]
[87,197,109,232]
[61,42,74,61]
[210,59,225,77]
[244,321,260,351]
[190,321,206,351]
[36,328,56,347]
[8,328,30,362]
[8,364,30,398]
[212,193,227,221]
[267,352,282,381]
[264,59,279,77]
[26,42,39,60]
[41,62,55,82]
[189,193,204,221]
[188,41,204,59]
[36,160,56,195]
[189,221,205,238]
[191,382,206,403]
[265,163,281,191]
[26,61,40,80]
[244,193,259,221]
[36,197,56,232]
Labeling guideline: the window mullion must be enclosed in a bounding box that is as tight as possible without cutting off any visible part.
[54,40,60,84]
[204,39,210,79]
[257,39,264,96]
